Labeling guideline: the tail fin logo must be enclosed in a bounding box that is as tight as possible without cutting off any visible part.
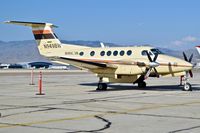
[32,29,58,40]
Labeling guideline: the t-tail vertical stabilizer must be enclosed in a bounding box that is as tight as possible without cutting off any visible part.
[5,21,62,57]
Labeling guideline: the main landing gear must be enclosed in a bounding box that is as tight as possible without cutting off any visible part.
[138,81,146,88]
[96,77,107,91]
[97,83,107,91]
[134,75,147,88]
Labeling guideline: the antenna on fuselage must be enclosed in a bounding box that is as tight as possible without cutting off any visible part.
[100,42,105,48]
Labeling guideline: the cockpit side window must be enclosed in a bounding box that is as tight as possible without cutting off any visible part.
[141,50,152,56]
[150,49,163,54]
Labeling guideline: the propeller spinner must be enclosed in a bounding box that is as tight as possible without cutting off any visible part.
[144,51,160,79]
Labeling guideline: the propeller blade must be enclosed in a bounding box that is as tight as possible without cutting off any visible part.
[145,51,153,62]
[189,70,193,78]
[153,53,158,62]
[189,54,193,62]
[153,68,159,78]
[144,68,151,79]
[183,52,188,61]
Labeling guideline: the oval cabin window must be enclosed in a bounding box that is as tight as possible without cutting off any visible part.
[100,51,105,56]
[79,52,84,56]
[127,50,132,56]
[113,51,118,56]
[120,50,125,56]
[90,51,95,56]
[107,51,112,56]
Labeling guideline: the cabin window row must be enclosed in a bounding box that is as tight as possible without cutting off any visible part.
[79,50,133,56]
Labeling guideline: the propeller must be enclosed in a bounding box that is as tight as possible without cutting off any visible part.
[144,51,160,79]
[183,52,193,78]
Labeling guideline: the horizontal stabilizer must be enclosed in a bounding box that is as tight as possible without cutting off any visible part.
[4,21,58,28]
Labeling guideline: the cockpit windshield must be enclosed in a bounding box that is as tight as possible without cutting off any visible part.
[150,48,164,55]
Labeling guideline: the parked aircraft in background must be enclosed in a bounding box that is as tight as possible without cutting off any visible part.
[5,21,194,91]
[196,45,200,55]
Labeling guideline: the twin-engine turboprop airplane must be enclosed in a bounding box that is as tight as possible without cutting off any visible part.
[5,21,194,91]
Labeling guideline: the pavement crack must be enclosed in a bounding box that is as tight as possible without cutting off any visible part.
[67,115,112,133]
[169,125,200,133]
[1,108,56,118]
[125,113,200,120]
[94,115,112,131]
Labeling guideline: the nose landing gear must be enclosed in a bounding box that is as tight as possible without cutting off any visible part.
[181,52,193,91]
[182,73,192,91]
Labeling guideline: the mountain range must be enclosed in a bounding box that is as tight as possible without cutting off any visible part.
[0,40,199,63]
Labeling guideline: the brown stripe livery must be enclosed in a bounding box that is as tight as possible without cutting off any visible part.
[32,30,52,34]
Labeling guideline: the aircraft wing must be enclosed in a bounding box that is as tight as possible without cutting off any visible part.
[51,57,117,69]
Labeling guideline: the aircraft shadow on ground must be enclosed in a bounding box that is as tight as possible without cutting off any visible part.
[79,83,200,92]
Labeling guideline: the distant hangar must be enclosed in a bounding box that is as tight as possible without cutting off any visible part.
[28,62,52,69]
[0,62,69,69]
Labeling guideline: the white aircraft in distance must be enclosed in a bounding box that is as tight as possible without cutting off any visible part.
[5,21,194,91]
[196,45,200,55]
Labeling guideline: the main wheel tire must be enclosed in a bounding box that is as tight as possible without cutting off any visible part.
[138,81,146,88]
[183,83,192,91]
[97,83,107,91]
[102,83,107,90]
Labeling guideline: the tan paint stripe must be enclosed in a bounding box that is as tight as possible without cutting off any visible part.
[71,58,192,68]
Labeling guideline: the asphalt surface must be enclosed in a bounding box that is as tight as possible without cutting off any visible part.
[0,69,200,133]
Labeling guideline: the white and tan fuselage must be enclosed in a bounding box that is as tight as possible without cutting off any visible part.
[42,43,192,83]
[5,21,193,84]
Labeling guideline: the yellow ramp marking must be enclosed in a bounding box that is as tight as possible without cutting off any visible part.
[0,114,97,128]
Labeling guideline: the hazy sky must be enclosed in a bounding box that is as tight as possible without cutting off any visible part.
[0,0,200,50]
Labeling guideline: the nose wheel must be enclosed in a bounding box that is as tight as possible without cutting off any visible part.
[183,83,192,91]
[182,73,192,91]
